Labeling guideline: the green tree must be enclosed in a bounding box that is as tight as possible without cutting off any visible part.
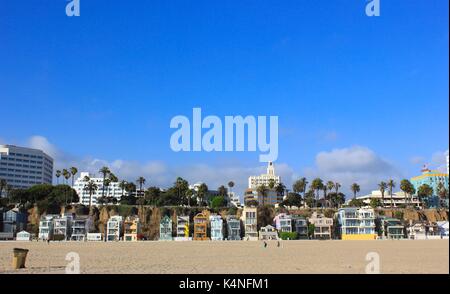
[218,185,228,197]
[70,167,78,187]
[55,170,61,185]
[348,198,365,207]
[211,196,227,209]
[145,186,161,206]
[197,183,209,206]
[275,183,286,198]
[350,183,360,200]
[400,179,415,206]
[293,178,308,203]
[137,176,146,196]
[268,179,276,190]
[370,198,382,208]
[311,178,324,207]
[378,181,387,207]
[99,166,111,199]
[119,180,127,197]
[281,192,302,207]
[417,184,433,204]
[84,180,98,209]
[387,179,396,208]
[62,169,69,185]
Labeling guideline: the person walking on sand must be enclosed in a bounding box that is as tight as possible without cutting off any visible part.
[263,241,267,248]
[277,240,280,248]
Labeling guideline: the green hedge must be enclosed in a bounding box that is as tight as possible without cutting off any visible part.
[279,232,298,240]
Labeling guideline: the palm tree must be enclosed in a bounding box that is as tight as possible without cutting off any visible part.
[64,171,71,185]
[325,181,334,207]
[378,181,387,207]
[104,178,112,198]
[228,181,234,194]
[84,180,98,209]
[400,179,415,206]
[55,170,61,184]
[119,180,127,197]
[311,178,324,208]
[293,177,308,207]
[351,183,360,200]
[99,166,110,199]
[197,183,208,206]
[257,184,269,206]
[275,183,286,199]
[334,182,341,194]
[268,179,276,190]
[137,176,146,196]
[62,169,69,185]
[387,179,396,208]
[70,167,78,187]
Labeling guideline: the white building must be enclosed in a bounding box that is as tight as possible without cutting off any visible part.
[248,162,280,189]
[355,190,421,208]
[106,215,123,241]
[210,215,224,241]
[53,214,73,240]
[71,217,89,241]
[0,145,53,190]
[73,172,127,206]
[241,206,258,241]
[16,231,31,241]
[38,215,56,240]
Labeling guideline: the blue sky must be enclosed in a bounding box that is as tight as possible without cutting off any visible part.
[0,0,448,196]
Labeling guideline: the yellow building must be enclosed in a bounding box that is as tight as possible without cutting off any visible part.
[124,216,140,241]
[337,208,377,240]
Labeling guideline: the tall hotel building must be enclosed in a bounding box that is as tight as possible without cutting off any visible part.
[0,145,54,190]
[73,172,127,206]
[246,162,283,205]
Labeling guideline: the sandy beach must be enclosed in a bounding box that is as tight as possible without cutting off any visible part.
[0,239,448,274]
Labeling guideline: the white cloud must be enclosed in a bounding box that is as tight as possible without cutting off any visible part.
[303,146,402,197]
[431,150,449,173]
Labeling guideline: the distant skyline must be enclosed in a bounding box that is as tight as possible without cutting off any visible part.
[0,1,448,197]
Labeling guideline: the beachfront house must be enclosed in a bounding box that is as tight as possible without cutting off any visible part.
[71,216,89,241]
[226,215,241,240]
[176,215,189,240]
[259,225,278,240]
[1,208,27,237]
[308,212,333,239]
[53,214,73,241]
[210,215,224,241]
[38,215,56,240]
[408,221,441,240]
[378,217,405,239]
[160,215,173,241]
[337,208,376,240]
[16,230,31,241]
[276,214,293,233]
[107,215,123,241]
[241,206,258,240]
[124,216,141,241]
[292,216,308,239]
[193,212,209,240]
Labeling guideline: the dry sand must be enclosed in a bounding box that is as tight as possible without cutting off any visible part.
[0,240,448,274]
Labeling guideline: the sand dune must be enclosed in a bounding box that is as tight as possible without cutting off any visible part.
[0,240,448,274]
